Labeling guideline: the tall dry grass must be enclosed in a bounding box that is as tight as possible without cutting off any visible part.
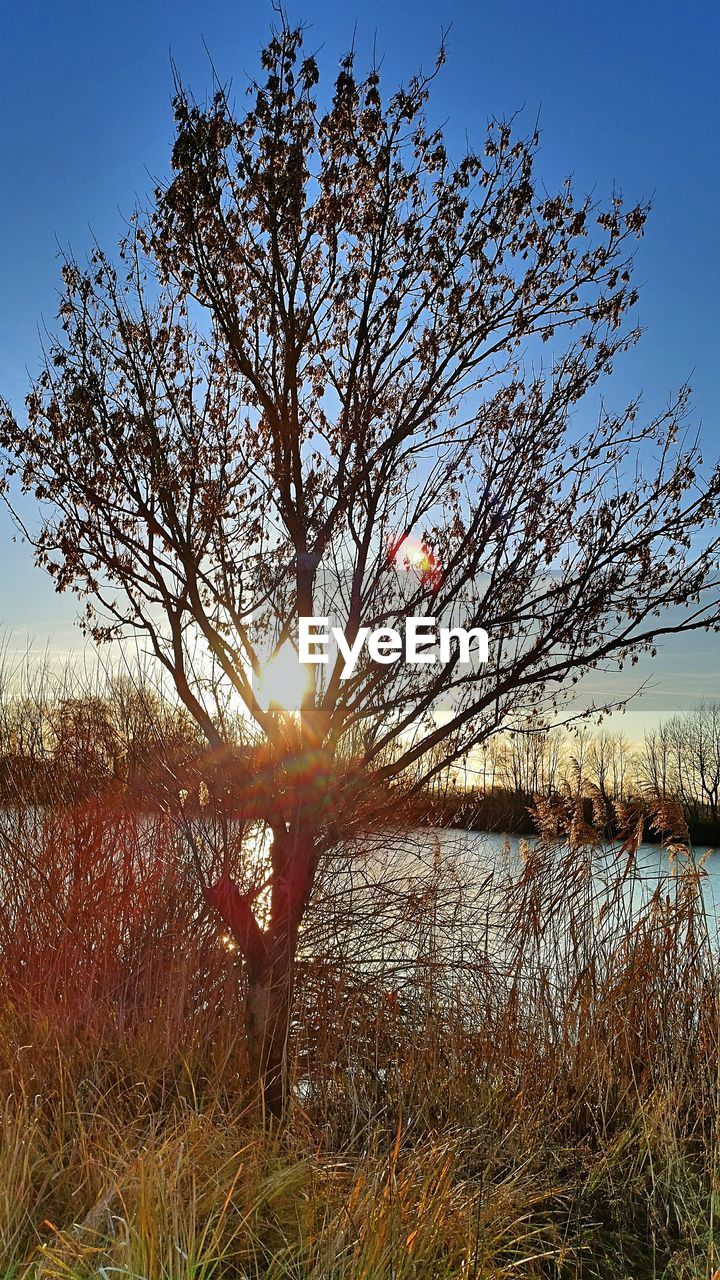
[0,779,717,1277]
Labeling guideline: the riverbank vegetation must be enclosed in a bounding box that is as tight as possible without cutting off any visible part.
[1,660,718,845]
[0,769,717,1277]
[0,667,717,1276]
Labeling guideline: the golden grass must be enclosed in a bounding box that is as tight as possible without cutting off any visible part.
[0,798,719,1277]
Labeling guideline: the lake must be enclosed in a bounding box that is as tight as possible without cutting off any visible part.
[302,826,720,989]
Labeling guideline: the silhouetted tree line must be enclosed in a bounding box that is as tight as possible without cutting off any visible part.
[422,708,720,846]
[0,671,203,807]
[1,670,717,846]
[0,671,421,825]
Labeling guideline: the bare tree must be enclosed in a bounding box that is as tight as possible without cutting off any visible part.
[639,722,673,799]
[641,703,720,822]
[493,723,566,796]
[2,23,720,1115]
[586,730,634,804]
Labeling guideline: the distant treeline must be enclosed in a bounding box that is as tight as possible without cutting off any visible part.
[425,788,720,848]
[0,663,718,845]
[0,669,203,807]
[414,704,720,847]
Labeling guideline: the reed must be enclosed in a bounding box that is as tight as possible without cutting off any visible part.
[0,778,717,1277]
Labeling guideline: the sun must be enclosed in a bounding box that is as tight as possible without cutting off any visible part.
[255,640,312,714]
[390,535,443,587]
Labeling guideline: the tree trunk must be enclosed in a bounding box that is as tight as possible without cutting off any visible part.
[244,938,296,1120]
[205,822,316,1122]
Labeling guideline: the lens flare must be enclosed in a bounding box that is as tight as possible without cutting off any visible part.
[389,535,443,588]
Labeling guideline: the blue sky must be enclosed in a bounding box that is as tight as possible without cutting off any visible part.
[0,0,718,737]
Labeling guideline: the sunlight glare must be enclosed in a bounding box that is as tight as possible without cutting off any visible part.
[255,640,312,714]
